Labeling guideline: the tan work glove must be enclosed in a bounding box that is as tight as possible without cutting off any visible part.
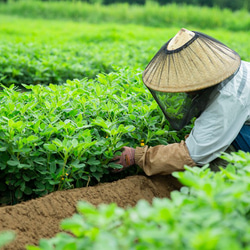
[111,146,135,173]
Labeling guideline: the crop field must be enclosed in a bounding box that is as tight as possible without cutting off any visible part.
[0,1,250,249]
[1,12,249,204]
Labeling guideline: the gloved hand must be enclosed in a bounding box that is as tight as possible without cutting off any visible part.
[111,146,135,173]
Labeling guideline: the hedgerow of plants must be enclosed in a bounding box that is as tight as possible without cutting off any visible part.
[0,39,153,88]
[0,16,164,87]
[0,68,187,205]
[1,15,249,88]
[26,150,250,250]
[0,42,114,87]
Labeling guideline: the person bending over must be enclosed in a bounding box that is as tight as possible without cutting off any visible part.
[113,28,250,175]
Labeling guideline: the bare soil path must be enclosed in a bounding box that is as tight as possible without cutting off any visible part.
[0,174,182,250]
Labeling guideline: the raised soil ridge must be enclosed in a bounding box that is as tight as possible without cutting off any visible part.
[0,174,182,250]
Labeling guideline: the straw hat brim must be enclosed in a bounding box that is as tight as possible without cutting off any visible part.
[142,32,241,93]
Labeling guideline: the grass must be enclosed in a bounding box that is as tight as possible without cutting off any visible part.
[0,1,249,31]
[1,14,249,60]
[0,14,249,88]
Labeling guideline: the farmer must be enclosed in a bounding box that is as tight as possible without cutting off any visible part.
[113,28,250,175]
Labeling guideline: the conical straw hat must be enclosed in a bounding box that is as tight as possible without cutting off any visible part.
[143,28,241,93]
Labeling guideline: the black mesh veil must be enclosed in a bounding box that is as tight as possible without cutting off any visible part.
[143,31,241,130]
[149,71,238,130]
[149,86,216,130]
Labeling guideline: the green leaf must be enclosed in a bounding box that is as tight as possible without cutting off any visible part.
[52,138,63,147]
[35,182,45,190]
[24,186,33,195]
[50,162,56,173]
[23,174,30,182]
[71,160,85,169]
[87,158,100,165]
[18,164,31,169]
[92,172,102,181]
[15,188,23,199]
[20,181,26,191]
[27,135,39,143]
[92,117,109,129]
[7,160,19,166]
[26,245,42,250]
[0,146,7,151]
[38,239,55,250]
[20,147,32,153]
[61,214,86,237]
[155,130,166,135]
[44,143,57,152]
[48,180,60,185]
[124,125,135,132]
[0,231,15,248]
[13,121,24,130]
[72,138,78,148]
[90,165,97,172]
[108,162,123,169]
[115,141,126,150]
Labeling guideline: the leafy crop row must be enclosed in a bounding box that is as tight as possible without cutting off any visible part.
[0,42,113,87]
[1,15,249,88]
[0,15,249,205]
[0,68,186,205]
[0,16,157,87]
[27,151,250,250]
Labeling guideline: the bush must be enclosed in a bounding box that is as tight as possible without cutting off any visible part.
[0,15,249,89]
[0,68,184,205]
[0,42,114,88]
[0,17,159,87]
[27,150,250,250]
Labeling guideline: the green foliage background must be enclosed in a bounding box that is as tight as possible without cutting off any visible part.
[27,151,250,250]
[0,0,249,12]
[0,1,249,30]
[0,2,249,248]
[0,13,249,88]
[0,1,249,205]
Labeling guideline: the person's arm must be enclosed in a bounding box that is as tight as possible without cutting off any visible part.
[114,63,250,175]
[135,141,196,176]
[134,89,246,175]
[136,62,250,174]
[111,142,195,175]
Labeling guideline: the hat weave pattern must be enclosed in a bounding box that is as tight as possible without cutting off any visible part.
[143,32,241,93]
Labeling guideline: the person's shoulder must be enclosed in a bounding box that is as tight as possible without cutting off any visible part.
[217,60,249,97]
[241,60,249,64]
[241,60,250,68]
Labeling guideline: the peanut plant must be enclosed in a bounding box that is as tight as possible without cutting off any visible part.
[27,151,250,250]
[0,68,182,205]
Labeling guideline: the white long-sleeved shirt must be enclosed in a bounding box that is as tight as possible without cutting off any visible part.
[186,61,250,165]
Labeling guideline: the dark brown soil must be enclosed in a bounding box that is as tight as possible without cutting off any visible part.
[0,174,182,250]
